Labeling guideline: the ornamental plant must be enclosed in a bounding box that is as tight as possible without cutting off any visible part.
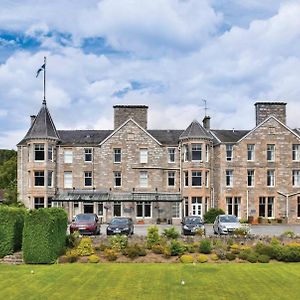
[146,226,160,249]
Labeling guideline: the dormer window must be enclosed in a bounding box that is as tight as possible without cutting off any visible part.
[34,144,45,161]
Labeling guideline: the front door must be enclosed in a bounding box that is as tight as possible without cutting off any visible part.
[191,197,202,217]
[84,203,94,213]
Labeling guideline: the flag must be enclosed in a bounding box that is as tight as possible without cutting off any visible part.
[36,63,45,78]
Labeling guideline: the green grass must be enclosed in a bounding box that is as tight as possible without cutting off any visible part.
[0,263,300,300]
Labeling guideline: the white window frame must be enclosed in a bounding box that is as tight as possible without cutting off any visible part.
[183,144,189,162]
[191,171,202,187]
[226,144,233,161]
[191,143,202,161]
[113,201,122,217]
[34,197,44,209]
[114,148,121,163]
[247,144,255,161]
[140,171,148,188]
[292,170,300,187]
[226,197,241,218]
[48,145,53,162]
[267,144,275,162]
[168,148,175,163]
[84,171,93,187]
[64,149,73,164]
[292,144,300,161]
[267,170,275,187]
[184,171,189,187]
[191,197,202,217]
[34,171,44,187]
[47,170,53,187]
[168,171,175,187]
[226,170,233,187]
[205,171,209,188]
[64,171,73,189]
[84,148,93,162]
[247,170,255,187]
[114,171,122,187]
[205,144,209,162]
[34,144,45,161]
[140,148,148,164]
[136,201,152,218]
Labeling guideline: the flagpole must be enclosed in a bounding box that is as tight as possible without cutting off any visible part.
[43,56,46,104]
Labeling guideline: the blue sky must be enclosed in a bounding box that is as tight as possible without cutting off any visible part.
[0,0,300,149]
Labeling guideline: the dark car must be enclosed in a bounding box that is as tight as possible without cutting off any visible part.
[181,216,205,235]
[70,213,101,235]
[106,217,134,236]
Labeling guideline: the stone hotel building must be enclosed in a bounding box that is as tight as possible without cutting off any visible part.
[17,101,300,223]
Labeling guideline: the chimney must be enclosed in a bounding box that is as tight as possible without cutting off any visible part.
[30,115,36,125]
[113,105,148,129]
[255,102,287,125]
[202,115,211,130]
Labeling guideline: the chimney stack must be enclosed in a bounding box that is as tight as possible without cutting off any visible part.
[202,115,211,130]
[255,102,287,125]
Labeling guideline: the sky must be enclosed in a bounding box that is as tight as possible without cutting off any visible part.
[1,0,300,149]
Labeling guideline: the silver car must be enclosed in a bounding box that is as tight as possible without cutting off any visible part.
[213,214,242,235]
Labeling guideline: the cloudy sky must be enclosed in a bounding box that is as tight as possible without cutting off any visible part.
[1,0,300,149]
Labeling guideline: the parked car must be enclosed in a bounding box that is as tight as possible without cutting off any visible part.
[213,214,242,235]
[181,216,205,235]
[70,213,101,235]
[106,217,134,235]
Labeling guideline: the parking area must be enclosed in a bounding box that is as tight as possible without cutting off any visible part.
[82,223,300,237]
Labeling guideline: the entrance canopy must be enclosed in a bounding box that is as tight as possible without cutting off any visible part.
[54,190,181,202]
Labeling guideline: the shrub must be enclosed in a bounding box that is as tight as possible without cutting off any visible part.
[163,246,171,258]
[258,254,270,263]
[234,226,250,237]
[66,231,80,249]
[23,208,67,264]
[197,254,208,263]
[281,230,296,239]
[180,254,194,263]
[88,254,100,263]
[230,244,240,254]
[0,206,25,258]
[255,242,276,258]
[76,237,95,256]
[123,244,146,259]
[210,253,219,261]
[146,226,160,249]
[170,240,185,256]
[162,227,180,239]
[185,244,197,253]
[215,248,227,260]
[152,244,164,254]
[95,243,109,252]
[246,252,258,263]
[195,228,205,236]
[275,245,300,262]
[238,248,252,261]
[109,235,128,251]
[104,248,118,261]
[203,208,225,223]
[199,239,212,254]
[226,252,236,261]
[65,249,79,263]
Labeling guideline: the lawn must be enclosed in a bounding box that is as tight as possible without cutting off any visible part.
[0,263,300,300]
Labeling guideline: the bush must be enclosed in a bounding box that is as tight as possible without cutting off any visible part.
[197,254,208,263]
[258,254,270,263]
[210,253,219,261]
[65,249,78,263]
[203,208,225,223]
[226,252,236,261]
[199,239,212,254]
[195,228,205,236]
[238,248,252,261]
[230,244,240,254]
[146,226,160,249]
[88,254,100,263]
[215,248,227,260]
[163,246,171,258]
[104,248,118,261]
[170,240,185,256]
[162,227,180,239]
[152,244,164,254]
[281,230,296,239]
[234,226,250,237]
[109,235,128,251]
[66,231,80,249]
[180,254,194,263]
[95,243,109,252]
[22,208,67,264]
[255,242,276,259]
[246,252,258,263]
[0,206,25,258]
[185,244,197,253]
[123,244,146,259]
[76,237,95,256]
[275,245,300,262]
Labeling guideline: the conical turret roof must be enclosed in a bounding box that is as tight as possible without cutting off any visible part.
[20,100,60,143]
[179,119,212,140]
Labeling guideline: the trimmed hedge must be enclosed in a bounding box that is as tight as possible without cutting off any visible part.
[0,206,25,258]
[22,208,67,264]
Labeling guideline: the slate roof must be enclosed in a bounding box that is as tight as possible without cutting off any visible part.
[148,130,183,145]
[179,120,212,140]
[211,130,250,143]
[18,101,60,145]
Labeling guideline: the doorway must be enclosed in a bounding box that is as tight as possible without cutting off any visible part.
[84,203,94,213]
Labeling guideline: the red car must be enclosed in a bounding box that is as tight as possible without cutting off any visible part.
[70,213,101,235]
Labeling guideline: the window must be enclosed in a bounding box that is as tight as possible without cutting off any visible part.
[98,203,103,216]
[204,197,209,213]
[47,171,53,187]
[52,202,63,208]
[113,202,121,217]
[191,171,202,187]
[191,197,202,216]
[136,201,151,218]
[292,170,300,187]
[114,171,122,187]
[184,171,189,187]
[34,144,45,161]
[168,148,175,163]
[226,144,233,161]
[298,197,300,218]
[191,143,202,161]
[47,197,53,208]
[84,171,92,187]
[84,148,92,162]
[140,148,148,163]
[247,170,254,187]
[184,197,189,217]
[168,171,175,187]
[183,144,189,161]
[267,144,275,161]
[206,144,209,162]
[259,196,274,218]
[34,171,44,186]
[267,170,275,187]
[226,170,233,187]
[247,144,255,161]
[140,171,148,187]
[28,171,31,188]
[64,149,73,163]
[292,144,300,161]
[114,148,121,163]
[34,197,44,209]
[64,171,72,188]
[172,202,180,218]
[48,145,53,161]
[226,197,241,218]
[205,171,209,188]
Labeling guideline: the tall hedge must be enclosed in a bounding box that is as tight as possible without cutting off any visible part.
[22,208,68,264]
[0,206,25,258]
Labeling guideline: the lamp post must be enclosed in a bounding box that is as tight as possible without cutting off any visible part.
[277,191,300,220]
